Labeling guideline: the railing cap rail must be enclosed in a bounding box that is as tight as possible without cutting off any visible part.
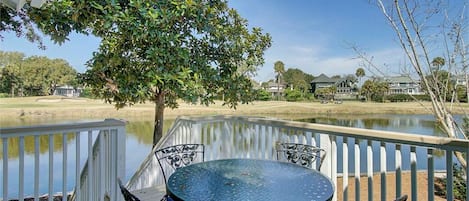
[177,115,469,151]
[0,118,127,136]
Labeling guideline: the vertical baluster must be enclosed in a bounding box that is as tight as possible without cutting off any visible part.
[273,126,279,159]
[342,137,348,201]
[305,131,312,146]
[245,122,250,158]
[62,133,68,201]
[99,132,105,200]
[380,142,386,201]
[254,124,259,159]
[367,140,373,201]
[49,134,54,201]
[331,136,337,201]
[410,146,417,201]
[229,122,235,158]
[75,132,81,201]
[354,140,360,201]
[260,125,266,159]
[445,150,453,201]
[202,123,207,159]
[266,126,273,159]
[19,136,24,201]
[2,137,7,201]
[218,122,225,158]
[87,131,93,201]
[395,144,402,198]
[210,123,216,159]
[427,149,434,201]
[34,135,40,200]
[231,121,235,156]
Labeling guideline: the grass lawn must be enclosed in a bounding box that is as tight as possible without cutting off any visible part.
[1,96,468,121]
[1,96,464,200]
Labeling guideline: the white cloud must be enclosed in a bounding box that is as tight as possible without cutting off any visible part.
[255,45,406,82]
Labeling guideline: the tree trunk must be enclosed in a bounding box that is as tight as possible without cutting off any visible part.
[153,92,165,147]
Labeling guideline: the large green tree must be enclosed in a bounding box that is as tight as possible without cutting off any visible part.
[3,1,271,145]
[283,68,312,93]
[75,0,271,145]
[0,52,77,96]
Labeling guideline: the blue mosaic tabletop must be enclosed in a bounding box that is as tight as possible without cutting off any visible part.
[167,158,334,201]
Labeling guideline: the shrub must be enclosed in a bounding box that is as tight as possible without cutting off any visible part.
[435,163,467,201]
[285,89,303,102]
[255,89,271,101]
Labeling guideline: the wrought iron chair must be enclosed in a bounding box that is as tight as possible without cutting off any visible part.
[155,144,205,200]
[276,142,326,169]
[393,194,408,201]
[117,178,141,201]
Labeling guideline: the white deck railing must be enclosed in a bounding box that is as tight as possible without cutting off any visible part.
[0,119,126,201]
[128,115,469,201]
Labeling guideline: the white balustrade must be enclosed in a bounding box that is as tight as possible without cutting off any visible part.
[0,119,126,201]
[128,115,469,201]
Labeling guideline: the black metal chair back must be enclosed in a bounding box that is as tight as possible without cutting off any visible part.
[155,144,205,184]
[117,178,141,201]
[276,142,326,169]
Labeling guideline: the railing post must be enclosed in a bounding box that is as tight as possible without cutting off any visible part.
[367,140,373,201]
[410,146,417,201]
[395,144,402,198]
[320,133,332,178]
[2,137,7,201]
[427,149,434,201]
[380,142,386,201]
[49,134,54,201]
[19,136,24,201]
[331,136,337,201]
[445,150,453,201]
[342,137,349,201]
[34,135,40,200]
[62,134,68,201]
[116,125,126,201]
[354,140,360,201]
[75,132,81,201]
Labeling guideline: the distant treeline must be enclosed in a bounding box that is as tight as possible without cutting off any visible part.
[0,51,78,97]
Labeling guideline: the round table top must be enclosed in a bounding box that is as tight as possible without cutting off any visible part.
[167,158,334,201]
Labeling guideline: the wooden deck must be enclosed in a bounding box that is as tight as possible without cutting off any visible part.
[130,185,166,201]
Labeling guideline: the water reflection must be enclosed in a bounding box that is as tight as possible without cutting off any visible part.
[298,114,458,172]
[0,134,74,159]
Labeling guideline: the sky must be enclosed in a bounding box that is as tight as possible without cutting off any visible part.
[0,1,418,83]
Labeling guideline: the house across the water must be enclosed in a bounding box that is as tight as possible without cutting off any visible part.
[53,85,83,97]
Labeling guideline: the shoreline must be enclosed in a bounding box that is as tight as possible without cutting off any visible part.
[1,96,468,122]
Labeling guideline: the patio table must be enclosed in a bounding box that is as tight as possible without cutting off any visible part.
[167,158,334,201]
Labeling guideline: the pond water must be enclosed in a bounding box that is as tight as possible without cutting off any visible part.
[0,114,463,198]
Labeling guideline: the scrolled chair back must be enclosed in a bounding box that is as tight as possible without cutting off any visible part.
[276,142,325,169]
[155,144,205,183]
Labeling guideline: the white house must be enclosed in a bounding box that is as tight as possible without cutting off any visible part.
[53,85,82,97]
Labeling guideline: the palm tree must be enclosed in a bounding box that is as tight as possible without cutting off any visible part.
[431,57,445,71]
[355,68,365,85]
[274,61,285,100]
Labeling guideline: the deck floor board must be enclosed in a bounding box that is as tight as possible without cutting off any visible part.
[130,185,166,201]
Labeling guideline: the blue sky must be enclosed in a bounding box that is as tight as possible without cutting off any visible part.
[0,1,408,82]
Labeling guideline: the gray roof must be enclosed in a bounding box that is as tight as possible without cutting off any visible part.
[311,74,335,83]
